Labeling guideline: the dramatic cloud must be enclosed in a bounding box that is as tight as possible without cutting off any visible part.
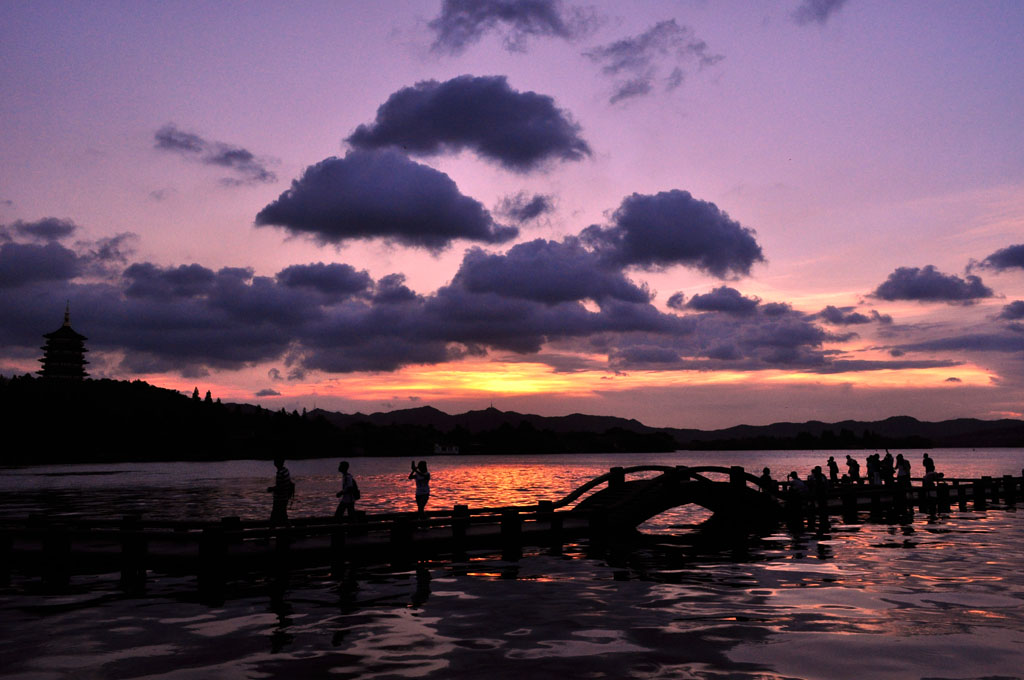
[0,241,81,288]
[154,124,276,186]
[346,75,591,172]
[76,233,138,278]
[871,265,994,304]
[7,217,78,242]
[607,302,834,371]
[123,262,218,300]
[792,0,849,26]
[584,20,722,104]
[4,222,982,382]
[683,286,760,315]
[976,243,1024,272]
[496,193,554,223]
[255,150,517,250]
[582,190,765,277]
[276,263,372,298]
[451,238,651,305]
[816,305,891,325]
[428,0,592,54]
[998,300,1024,320]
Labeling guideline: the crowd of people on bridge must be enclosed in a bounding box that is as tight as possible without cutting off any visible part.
[265,451,947,525]
[265,458,430,526]
[759,451,944,501]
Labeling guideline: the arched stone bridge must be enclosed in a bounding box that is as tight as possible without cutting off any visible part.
[559,465,783,531]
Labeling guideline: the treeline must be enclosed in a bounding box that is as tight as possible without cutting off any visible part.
[0,375,343,464]
[0,376,676,464]
[685,427,932,451]
[337,421,678,457]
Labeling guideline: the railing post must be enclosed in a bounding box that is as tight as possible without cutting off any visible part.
[609,467,625,489]
[974,478,988,510]
[351,510,368,536]
[198,527,226,600]
[841,485,857,520]
[390,516,414,568]
[1003,475,1016,506]
[954,480,967,511]
[985,476,999,503]
[452,504,469,558]
[330,524,346,575]
[729,466,746,491]
[501,509,521,561]
[869,487,882,517]
[937,482,951,514]
[538,500,562,554]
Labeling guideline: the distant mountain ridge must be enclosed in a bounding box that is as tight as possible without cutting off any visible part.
[311,405,655,435]
[310,406,1024,449]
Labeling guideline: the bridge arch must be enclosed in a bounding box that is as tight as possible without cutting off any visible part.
[561,465,782,531]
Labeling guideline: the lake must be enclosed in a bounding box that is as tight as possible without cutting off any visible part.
[1,449,1023,679]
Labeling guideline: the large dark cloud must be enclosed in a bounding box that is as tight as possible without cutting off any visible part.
[792,0,849,25]
[816,305,891,326]
[124,262,218,300]
[584,19,722,104]
[977,243,1024,272]
[871,265,994,304]
[998,300,1024,320]
[346,76,590,172]
[451,238,650,305]
[606,302,835,371]
[255,149,517,250]
[682,286,760,315]
[496,192,554,223]
[276,263,372,298]
[0,241,81,287]
[5,222,980,381]
[154,124,276,186]
[428,0,592,54]
[582,190,765,277]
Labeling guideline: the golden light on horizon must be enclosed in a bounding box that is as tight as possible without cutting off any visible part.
[300,358,997,401]
[101,352,997,407]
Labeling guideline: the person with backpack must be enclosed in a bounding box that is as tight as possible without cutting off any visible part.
[268,457,295,526]
[335,460,359,519]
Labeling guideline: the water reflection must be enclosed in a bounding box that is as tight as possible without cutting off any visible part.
[2,453,1024,679]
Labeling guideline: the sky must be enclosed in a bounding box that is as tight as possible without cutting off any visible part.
[2,0,1023,429]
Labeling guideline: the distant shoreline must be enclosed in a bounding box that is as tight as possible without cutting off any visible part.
[2,375,1022,466]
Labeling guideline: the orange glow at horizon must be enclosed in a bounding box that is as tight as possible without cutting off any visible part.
[14,352,996,407]
[258,358,997,401]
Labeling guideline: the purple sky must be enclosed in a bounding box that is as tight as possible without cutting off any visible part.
[2,0,1023,428]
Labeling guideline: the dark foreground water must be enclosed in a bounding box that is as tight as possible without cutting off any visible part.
[2,450,1023,679]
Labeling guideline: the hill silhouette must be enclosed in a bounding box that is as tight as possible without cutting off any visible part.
[2,374,1021,464]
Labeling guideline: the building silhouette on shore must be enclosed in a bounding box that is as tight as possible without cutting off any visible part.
[38,304,89,380]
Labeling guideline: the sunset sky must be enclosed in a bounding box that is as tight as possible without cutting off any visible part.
[2,0,1023,429]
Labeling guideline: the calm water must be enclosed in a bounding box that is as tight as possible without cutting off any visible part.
[2,449,1023,679]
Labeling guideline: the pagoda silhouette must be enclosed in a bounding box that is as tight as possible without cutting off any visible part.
[38,303,89,380]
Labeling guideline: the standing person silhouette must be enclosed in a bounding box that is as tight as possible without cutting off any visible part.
[267,458,294,526]
[335,461,358,519]
[827,456,839,484]
[409,460,430,517]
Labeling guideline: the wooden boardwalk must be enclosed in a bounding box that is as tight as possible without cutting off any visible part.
[3,465,1022,595]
